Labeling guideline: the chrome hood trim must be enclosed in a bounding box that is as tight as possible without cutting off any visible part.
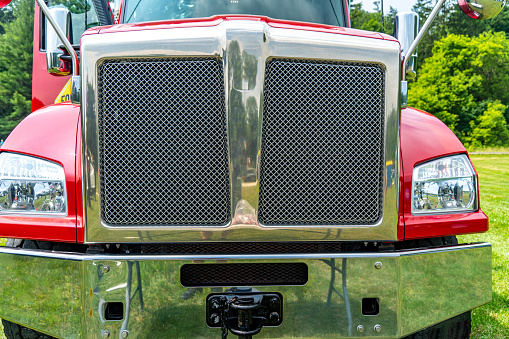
[81,21,401,243]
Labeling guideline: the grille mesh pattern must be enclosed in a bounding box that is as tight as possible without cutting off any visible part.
[97,58,230,226]
[141,242,341,254]
[180,263,308,287]
[259,59,385,225]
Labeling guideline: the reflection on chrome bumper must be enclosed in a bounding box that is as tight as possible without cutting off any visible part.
[0,243,491,338]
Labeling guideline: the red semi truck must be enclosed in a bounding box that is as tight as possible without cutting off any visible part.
[0,0,503,338]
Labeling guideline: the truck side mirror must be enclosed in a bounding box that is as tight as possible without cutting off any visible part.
[46,8,72,76]
[394,12,419,80]
[458,0,506,20]
[0,0,11,8]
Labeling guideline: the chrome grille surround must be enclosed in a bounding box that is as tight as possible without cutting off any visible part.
[97,57,230,226]
[81,21,401,243]
[259,59,385,226]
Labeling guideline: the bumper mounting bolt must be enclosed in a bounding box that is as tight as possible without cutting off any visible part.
[269,312,280,323]
[121,330,129,338]
[101,330,110,338]
[374,324,382,333]
[102,265,110,273]
[374,262,383,270]
[211,298,221,309]
[269,297,279,307]
[357,325,364,333]
[210,313,220,325]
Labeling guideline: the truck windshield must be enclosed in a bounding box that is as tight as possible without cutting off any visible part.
[123,0,346,27]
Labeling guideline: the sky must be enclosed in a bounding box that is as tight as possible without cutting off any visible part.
[355,0,418,13]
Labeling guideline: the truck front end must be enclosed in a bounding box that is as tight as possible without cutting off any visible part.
[0,0,499,338]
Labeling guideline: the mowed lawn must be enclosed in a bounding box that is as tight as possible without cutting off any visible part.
[460,154,509,338]
[0,155,507,338]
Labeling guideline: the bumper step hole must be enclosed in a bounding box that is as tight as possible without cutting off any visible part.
[362,298,379,316]
[105,302,124,320]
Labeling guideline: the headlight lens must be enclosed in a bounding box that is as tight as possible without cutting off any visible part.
[412,154,477,214]
[0,153,67,215]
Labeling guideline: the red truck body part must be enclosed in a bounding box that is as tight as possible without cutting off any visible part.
[0,103,80,242]
[32,2,70,112]
[400,107,488,240]
[0,0,497,338]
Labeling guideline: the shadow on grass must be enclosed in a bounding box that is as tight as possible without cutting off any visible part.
[471,291,509,339]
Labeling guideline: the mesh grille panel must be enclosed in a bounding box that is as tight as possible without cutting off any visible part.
[259,59,385,225]
[181,263,308,287]
[141,242,342,254]
[97,58,230,226]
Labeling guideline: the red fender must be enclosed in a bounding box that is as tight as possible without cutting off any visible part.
[400,107,488,240]
[0,103,80,242]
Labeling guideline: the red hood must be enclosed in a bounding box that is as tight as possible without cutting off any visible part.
[83,15,398,42]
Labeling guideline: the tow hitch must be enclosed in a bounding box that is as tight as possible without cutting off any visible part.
[206,289,283,338]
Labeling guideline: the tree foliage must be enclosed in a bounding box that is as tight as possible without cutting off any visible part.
[410,0,509,72]
[409,32,509,145]
[350,1,397,35]
[0,0,33,139]
[0,6,15,35]
[354,1,509,73]
[465,101,509,148]
[353,1,509,147]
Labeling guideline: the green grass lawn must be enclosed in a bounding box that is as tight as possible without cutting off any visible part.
[0,155,507,338]
[460,155,509,338]
[468,146,509,154]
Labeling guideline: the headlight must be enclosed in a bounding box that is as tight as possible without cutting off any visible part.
[412,154,477,214]
[0,153,67,215]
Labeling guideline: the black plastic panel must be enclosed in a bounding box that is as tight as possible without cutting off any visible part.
[180,263,308,287]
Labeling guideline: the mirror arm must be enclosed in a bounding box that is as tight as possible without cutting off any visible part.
[403,0,446,81]
[36,0,79,76]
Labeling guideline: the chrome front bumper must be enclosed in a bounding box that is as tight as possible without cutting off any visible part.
[0,243,491,339]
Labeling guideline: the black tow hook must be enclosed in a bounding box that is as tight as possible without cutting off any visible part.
[206,291,283,338]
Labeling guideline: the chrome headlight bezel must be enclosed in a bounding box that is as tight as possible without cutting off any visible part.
[411,154,478,215]
[0,152,68,217]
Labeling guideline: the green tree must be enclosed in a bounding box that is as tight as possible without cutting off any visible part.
[350,2,374,30]
[446,4,489,38]
[446,2,509,38]
[408,32,509,145]
[411,0,456,65]
[350,1,397,35]
[410,1,509,72]
[484,8,509,36]
[0,0,33,138]
[383,6,398,36]
[465,101,509,147]
[0,6,15,35]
